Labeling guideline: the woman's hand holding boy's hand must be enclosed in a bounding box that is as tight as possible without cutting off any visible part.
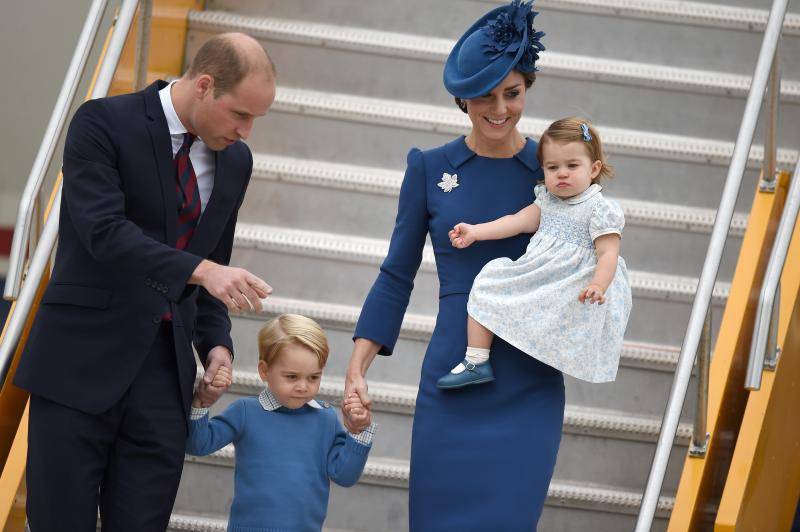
[449,223,478,248]
[578,284,606,305]
[342,392,372,431]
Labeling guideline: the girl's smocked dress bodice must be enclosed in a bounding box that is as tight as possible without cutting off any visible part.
[468,183,632,383]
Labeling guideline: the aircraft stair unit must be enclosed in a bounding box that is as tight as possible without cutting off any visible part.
[637,0,800,530]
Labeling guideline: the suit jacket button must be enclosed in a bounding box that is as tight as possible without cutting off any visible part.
[152,315,162,324]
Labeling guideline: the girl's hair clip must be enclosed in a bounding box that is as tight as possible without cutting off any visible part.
[580,123,593,142]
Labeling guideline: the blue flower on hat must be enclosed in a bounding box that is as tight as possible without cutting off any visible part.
[483,0,545,72]
[443,0,546,98]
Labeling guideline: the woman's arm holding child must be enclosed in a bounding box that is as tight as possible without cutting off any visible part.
[450,204,541,248]
[579,234,620,304]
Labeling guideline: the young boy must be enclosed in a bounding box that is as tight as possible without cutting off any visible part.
[187,314,376,532]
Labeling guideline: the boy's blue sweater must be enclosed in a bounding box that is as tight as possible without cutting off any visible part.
[186,397,372,532]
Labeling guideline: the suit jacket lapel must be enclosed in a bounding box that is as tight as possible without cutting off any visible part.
[144,80,178,247]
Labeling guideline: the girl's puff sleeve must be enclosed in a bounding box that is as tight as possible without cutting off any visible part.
[533,183,548,208]
[353,148,428,356]
[589,197,625,242]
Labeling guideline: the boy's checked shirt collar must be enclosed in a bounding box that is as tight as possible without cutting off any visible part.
[191,387,376,445]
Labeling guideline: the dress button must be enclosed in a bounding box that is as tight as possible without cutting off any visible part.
[152,315,162,324]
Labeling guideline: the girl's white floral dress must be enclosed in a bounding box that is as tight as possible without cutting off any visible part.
[468,183,632,383]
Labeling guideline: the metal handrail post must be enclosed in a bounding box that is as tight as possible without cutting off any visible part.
[745,159,800,390]
[0,0,141,390]
[4,0,109,302]
[93,0,140,99]
[760,51,781,192]
[133,0,153,91]
[689,309,711,458]
[635,0,789,529]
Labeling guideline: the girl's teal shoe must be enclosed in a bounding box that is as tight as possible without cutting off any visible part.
[436,359,495,389]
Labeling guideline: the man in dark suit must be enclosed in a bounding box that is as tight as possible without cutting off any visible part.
[15,33,275,531]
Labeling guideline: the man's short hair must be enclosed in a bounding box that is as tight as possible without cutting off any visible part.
[187,34,275,97]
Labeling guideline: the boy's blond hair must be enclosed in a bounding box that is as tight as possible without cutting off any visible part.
[257,314,329,368]
[537,117,615,183]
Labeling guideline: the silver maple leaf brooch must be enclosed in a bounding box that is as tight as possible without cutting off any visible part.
[437,172,459,193]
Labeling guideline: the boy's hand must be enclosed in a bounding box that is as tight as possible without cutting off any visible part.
[579,284,606,305]
[194,349,234,408]
[210,365,233,387]
[342,392,372,429]
[449,223,478,249]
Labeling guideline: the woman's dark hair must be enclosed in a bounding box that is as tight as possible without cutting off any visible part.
[454,69,536,113]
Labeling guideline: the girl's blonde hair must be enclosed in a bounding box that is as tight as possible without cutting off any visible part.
[536,117,614,183]
[257,314,330,368]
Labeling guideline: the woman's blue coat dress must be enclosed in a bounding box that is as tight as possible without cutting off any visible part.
[355,136,566,531]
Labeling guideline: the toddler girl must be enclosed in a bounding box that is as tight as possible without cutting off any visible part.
[437,117,632,387]
[187,314,376,531]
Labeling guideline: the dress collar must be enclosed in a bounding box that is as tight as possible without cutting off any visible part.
[157,80,188,136]
[258,387,323,411]
[444,136,540,172]
[564,183,602,204]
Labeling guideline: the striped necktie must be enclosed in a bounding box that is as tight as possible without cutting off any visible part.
[175,132,200,250]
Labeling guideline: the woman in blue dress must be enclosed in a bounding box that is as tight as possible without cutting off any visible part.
[342,2,564,530]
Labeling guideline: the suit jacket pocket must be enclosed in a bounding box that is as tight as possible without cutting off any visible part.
[42,283,112,309]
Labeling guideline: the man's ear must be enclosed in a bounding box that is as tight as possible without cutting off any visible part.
[194,74,214,99]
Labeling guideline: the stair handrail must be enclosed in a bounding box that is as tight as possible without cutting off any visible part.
[0,0,141,391]
[745,158,800,390]
[3,0,109,302]
[635,0,790,529]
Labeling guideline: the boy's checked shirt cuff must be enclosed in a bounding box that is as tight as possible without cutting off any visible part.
[190,389,378,445]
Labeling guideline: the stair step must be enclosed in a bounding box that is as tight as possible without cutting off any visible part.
[239,295,682,371]
[513,0,800,34]
[167,513,352,532]
[248,153,748,236]
[234,223,731,305]
[240,153,746,278]
[201,0,800,77]
[185,451,676,519]
[265,87,797,169]
[190,10,800,102]
[230,296,698,417]
[220,368,692,444]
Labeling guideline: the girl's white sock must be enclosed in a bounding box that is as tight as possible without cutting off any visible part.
[450,347,490,374]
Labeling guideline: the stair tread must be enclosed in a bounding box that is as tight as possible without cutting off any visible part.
[250,152,749,236]
[190,10,800,101]
[234,222,732,303]
[211,367,693,443]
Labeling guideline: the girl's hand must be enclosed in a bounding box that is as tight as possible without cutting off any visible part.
[449,223,478,248]
[579,284,606,305]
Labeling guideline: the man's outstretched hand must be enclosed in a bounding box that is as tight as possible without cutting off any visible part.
[190,259,272,313]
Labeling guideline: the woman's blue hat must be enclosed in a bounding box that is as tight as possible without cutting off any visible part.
[444,0,545,99]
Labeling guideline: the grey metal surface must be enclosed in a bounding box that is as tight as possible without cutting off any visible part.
[4,0,108,301]
[636,0,792,528]
[186,14,800,145]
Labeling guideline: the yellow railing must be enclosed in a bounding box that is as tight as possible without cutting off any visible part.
[668,170,792,530]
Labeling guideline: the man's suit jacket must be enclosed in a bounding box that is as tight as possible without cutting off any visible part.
[15,80,252,415]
